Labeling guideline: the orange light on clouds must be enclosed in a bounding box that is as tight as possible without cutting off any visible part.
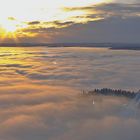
[0,0,112,41]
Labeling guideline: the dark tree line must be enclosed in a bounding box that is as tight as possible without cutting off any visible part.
[82,88,138,99]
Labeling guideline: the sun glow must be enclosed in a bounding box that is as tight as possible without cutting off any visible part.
[0,30,17,42]
[0,18,19,39]
[0,0,112,41]
[0,0,111,22]
[0,17,29,41]
[2,23,17,33]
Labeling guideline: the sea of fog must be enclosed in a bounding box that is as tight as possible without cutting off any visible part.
[0,47,140,140]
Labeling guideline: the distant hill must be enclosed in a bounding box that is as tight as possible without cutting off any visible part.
[0,43,140,50]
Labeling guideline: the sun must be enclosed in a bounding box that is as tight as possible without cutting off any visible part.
[0,18,18,32]
[0,28,17,41]
[0,18,21,41]
[2,23,17,33]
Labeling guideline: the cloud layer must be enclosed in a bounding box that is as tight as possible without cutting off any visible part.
[0,47,140,140]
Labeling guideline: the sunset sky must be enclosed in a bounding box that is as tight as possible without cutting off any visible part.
[0,0,140,43]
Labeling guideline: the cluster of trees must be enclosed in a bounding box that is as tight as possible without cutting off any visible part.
[83,88,137,98]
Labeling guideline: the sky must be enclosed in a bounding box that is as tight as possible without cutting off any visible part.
[0,0,140,43]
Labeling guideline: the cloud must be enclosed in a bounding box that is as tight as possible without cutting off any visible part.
[8,17,16,21]
[10,2,139,43]
[0,46,140,140]
[19,16,140,43]
[0,86,140,140]
[0,2,140,43]
[63,3,140,19]
[28,21,41,25]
